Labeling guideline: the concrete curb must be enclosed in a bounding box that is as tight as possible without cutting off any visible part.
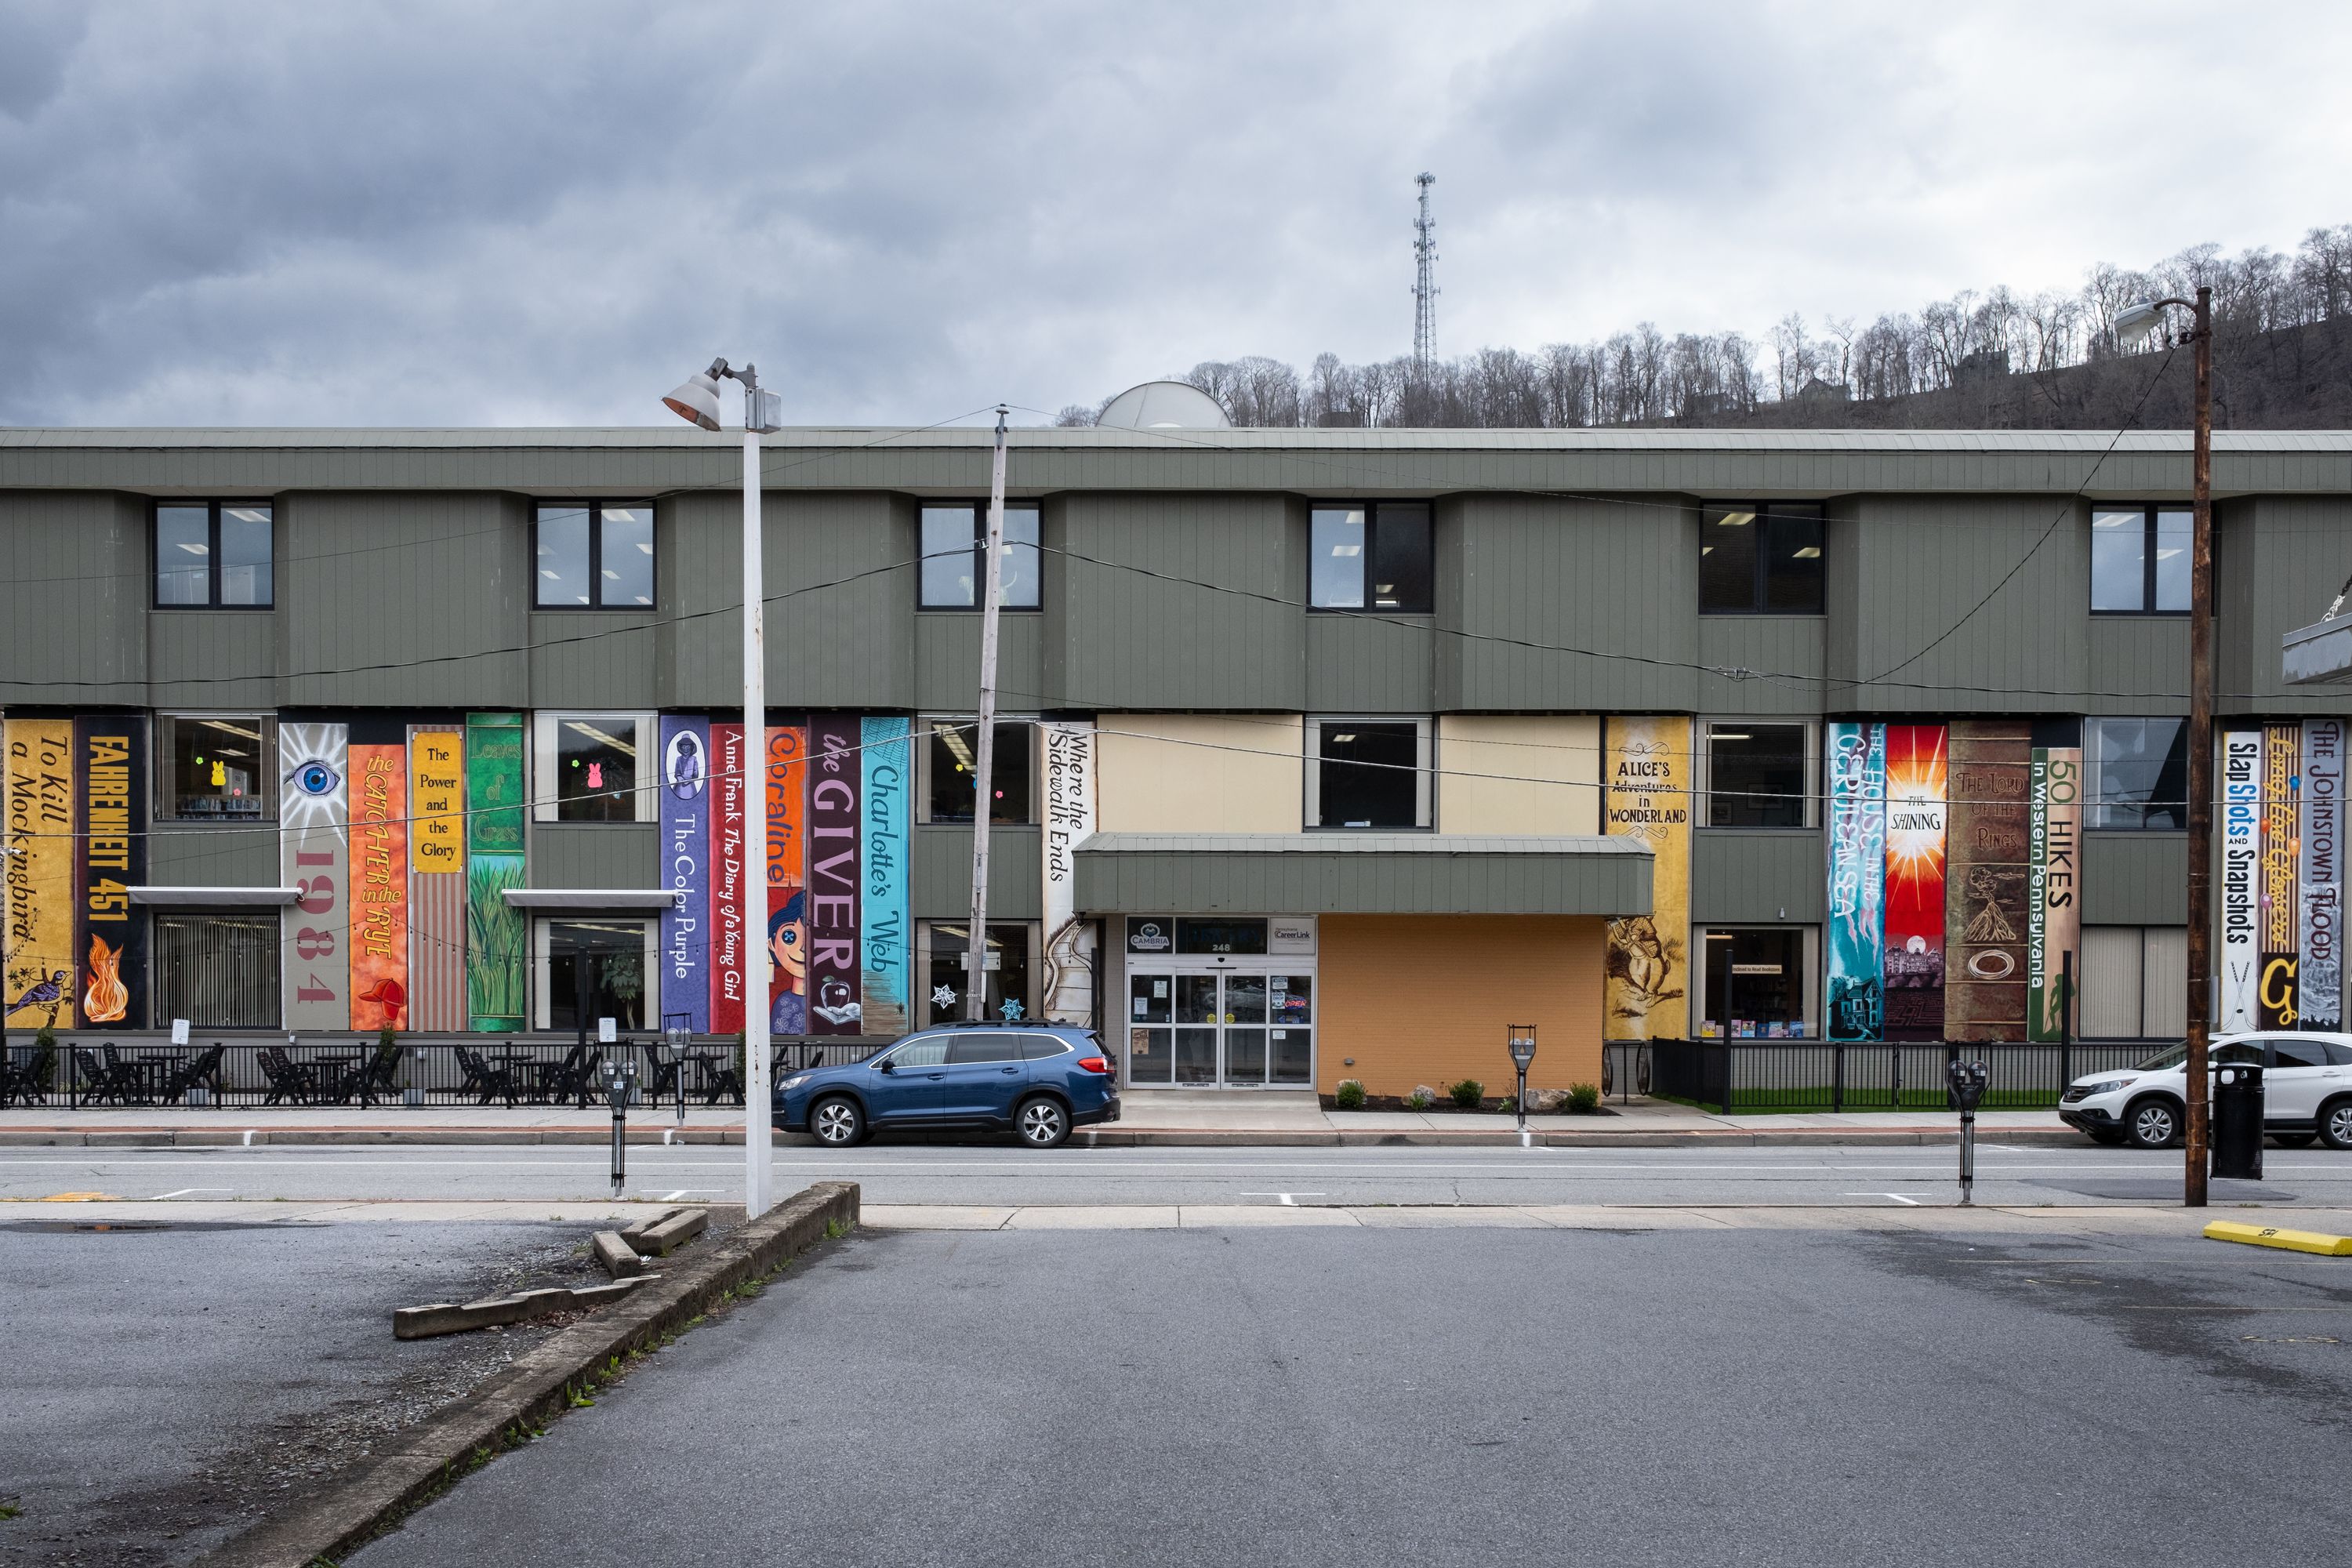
[0,1124,2093,1149]
[194,1180,859,1568]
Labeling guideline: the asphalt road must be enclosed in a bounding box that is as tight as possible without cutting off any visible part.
[347,1221,2352,1568]
[5,1142,2350,1207]
[0,1217,604,1567]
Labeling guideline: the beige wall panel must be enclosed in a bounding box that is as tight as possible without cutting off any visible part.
[1435,716,1600,834]
[1317,914,1604,1098]
[1098,715,1303,834]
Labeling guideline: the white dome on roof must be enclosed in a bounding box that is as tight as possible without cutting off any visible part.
[1095,380,1232,430]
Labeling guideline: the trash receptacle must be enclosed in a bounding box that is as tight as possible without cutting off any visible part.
[2212,1062,2263,1181]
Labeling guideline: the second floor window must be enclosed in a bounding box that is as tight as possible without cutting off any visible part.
[535,503,654,608]
[1700,503,1824,614]
[920,504,1040,609]
[154,503,272,608]
[2091,506,2191,614]
[155,714,277,822]
[1310,503,1432,612]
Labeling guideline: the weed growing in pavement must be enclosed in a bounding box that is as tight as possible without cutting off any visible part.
[0,1501,20,1520]
[825,1216,854,1240]
[1567,1083,1601,1114]
[1448,1080,1484,1109]
[1334,1079,1366,1110]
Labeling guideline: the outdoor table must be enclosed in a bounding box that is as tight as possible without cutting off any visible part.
[130,1051,187,1105]
[307,1052,365,1104]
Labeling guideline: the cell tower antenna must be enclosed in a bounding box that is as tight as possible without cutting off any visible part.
[1412,172,1439,377]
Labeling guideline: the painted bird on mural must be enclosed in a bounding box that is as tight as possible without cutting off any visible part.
[5,970,70,1015]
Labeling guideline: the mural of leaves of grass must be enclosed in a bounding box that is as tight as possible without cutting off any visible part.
[466,854,527,1028]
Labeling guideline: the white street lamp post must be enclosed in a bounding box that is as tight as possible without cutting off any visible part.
[664,359,781,1217]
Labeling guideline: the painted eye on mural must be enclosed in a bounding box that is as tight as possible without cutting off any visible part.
[287,758,342,797]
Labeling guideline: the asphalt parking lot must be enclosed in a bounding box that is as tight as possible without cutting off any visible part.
[0,1218,606,1566]
[348,1220,2352,1568]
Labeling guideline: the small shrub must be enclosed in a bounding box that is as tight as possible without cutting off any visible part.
[1567,1082,1602,1114]
[1405,1084,1436,1111]
[1334,1079,1366,1110]
[1448,1079,1484,1109]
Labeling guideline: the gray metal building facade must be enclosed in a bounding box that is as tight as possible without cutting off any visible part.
[3,426,2348,1080]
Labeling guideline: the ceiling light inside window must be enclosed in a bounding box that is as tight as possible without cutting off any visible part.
[1791,546,1821,558]
[1331,544,1362,557]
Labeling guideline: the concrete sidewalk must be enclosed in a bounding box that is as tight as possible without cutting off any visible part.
[0,1090,2087,1148]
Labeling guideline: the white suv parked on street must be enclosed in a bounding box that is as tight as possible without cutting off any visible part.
[2059,1033,2352,1149]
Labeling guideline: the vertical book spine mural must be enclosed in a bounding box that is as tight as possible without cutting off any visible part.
[74,717,147,1029]
[280,721,350,1029]
[5,719,78,1029]
[406,728,466,1031]
[659,716,711,1034]
[1040,719,1099,1027]
[2220,728,2263,1033]
[2302,720,2344,1030]
[805,716,862,1033]
[1882,724,1947,1041]
[764,724,808,1036]
[709,721,747,1036]
[348,742,409,1030]
[464,712,525,1032]
[1944,720,2031,1040]
[861,716,911,1036]
[1825,721,1886,1042]
[2260,720,2302,1029]
[2026,745,2083,1041]
[1602,716,1690,1040]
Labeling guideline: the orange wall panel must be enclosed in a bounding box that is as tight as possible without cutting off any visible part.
[1316,915,1604,1096]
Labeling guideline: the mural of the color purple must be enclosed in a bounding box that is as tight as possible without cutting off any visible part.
[659,715,712,1033]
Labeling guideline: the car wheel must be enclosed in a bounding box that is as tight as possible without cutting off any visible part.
[811,1095,866,1148]
[2085,1127,2127,1147]
[2320,1098,2352,1152]
[2270,1132,2317,1149]
[1016,1095,1070,1149]
[2126,1098,2181,1149]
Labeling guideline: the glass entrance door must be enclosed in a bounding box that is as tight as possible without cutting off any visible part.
[1127,967,1312,1087]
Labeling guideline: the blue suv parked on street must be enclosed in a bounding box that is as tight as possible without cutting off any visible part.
[773,1024,1120,1149]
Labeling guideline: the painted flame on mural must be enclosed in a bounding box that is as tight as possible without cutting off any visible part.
[83,934,129,1023]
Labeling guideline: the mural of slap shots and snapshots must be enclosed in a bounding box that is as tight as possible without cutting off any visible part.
[2,712,1105,1037]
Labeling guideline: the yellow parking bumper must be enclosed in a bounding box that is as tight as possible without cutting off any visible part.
[2203,1220,2352,1256]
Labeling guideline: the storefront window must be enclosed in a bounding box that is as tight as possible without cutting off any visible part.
[2086,717,2187,829]
[153,912,280,1029]
[545,919,648,1031]
[923,921,1035,1025]
[1701,927,1809,1038]
[554,717,640,822]
[156,715,275,822]
[923,719,1033,824]
[1704,723,1809,827]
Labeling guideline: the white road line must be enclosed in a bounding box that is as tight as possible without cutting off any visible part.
[1240,1192,1326,1206]
[1845,1192,1931,1205]
[153,1188,234,1200]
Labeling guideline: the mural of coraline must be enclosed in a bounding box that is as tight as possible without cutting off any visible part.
[769,890,807,1035]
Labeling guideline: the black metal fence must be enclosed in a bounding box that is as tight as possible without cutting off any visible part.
[0,1035,884,1111]
[1610,1038,2169,1115]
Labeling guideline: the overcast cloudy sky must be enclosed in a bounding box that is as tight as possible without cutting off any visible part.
[3,1,2345,428]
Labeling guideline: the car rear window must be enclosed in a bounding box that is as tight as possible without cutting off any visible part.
[1019,1034,1075,1061]
[947,1034,1022,1065]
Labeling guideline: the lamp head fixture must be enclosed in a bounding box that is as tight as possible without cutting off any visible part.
[2113,299,2164,347]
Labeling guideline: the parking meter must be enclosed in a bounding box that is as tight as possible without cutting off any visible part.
[1507,1025,1537,1144]
[600,1057,640,1199]
[664,1019,691,1125]
[1948,1059,1990,1205]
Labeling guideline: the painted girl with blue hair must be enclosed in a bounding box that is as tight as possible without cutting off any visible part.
[769,890,808,1035]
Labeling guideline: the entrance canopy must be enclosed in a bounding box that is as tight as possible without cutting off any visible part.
[1073,834,1651,918]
